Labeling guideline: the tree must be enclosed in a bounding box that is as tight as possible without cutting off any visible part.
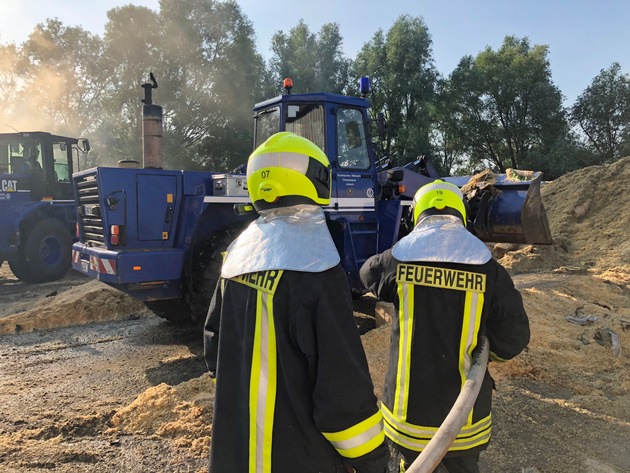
[98,0,265,170]
[352,15,437,165]
[3,20,104,137]
[446,36,567,172]
[96,5,163,165]
[269,20,351,94]
[430,77,467,175]
[157,0,266,170]
[571,62,630,162]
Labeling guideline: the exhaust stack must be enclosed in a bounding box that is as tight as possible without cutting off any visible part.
[141,73,163,169]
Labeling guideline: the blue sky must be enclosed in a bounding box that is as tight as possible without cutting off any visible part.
[1,0,628,106]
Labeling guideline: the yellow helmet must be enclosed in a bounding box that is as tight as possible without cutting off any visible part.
[412,179,467,225]
[247,132,331,211]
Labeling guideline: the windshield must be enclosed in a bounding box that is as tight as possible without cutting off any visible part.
[285,104,325,152]
[254,103,326,153]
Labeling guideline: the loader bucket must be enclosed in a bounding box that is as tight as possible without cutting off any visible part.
[382,164,553,245]
[453,171,553,245]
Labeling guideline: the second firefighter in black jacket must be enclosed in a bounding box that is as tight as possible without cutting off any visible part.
[360,179,530,471]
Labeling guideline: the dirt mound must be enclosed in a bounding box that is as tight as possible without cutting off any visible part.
[109,376,215,458]
[500,156,630,276]
[0,279,150,335]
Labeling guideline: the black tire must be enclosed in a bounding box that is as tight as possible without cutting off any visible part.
[12,218,72,283]
[145,225,244,325]
[187,226,244,324]
[9,257,30,280]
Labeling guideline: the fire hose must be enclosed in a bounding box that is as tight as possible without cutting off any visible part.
[405,335,490,473]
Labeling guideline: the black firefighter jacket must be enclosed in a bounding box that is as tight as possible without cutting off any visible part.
[360,249,530,459]
[204,264,389,473]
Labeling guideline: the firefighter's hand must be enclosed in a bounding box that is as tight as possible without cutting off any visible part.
[343,464,356,473]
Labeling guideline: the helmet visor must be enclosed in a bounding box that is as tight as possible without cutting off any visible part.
[247,151,309,176]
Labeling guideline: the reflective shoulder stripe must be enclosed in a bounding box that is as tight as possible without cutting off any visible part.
[322,411,385,459]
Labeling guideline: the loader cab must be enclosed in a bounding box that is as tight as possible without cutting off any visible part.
[253,81,389,287]
[0,132,89,201]
[252,84,378,207]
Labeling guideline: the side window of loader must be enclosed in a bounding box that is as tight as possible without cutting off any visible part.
[337,108,369,170]
[0,141,8,173]
[255,107,280,149]
[52,142,71,182]
[7,140,43,174]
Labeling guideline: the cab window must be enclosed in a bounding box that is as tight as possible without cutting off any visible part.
[52,141,71,182]
[254,107,280,149]
[337,108,369,170]
[6,140,43,174]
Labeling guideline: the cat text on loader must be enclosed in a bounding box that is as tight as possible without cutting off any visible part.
[70,75,552,325]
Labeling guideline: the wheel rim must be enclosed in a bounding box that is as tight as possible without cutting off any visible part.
[39,235,63,267]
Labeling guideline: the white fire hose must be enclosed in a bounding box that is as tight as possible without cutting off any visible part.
[405,335,490,473]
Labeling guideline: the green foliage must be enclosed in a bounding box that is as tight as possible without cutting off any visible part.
[571,62,630,162]
[98,0,264,170]
[0,43,24,128]
[430,78,467,175]
[269,20,351,94]
[352,15,437,167]
[445,36,567,172]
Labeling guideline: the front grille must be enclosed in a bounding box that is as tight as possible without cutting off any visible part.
[76,173,105,246]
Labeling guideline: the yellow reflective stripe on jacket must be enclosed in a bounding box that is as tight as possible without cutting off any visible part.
[382,404,491,438]
[233,270,282,294]
[460,290,484,425]
[322,411,385,458]
[244,270,283,473]
[393,282,414,418]
[383,417,491,452]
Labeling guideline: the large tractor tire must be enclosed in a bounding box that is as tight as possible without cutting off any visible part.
[187,226,244,324]
[8,257,29,281]
[144,225,244,326]
[11,218,72,283]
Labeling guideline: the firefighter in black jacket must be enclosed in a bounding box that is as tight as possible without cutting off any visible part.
[204,132,389,473]
[360,179,530,473]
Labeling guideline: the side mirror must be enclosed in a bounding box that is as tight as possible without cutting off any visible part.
[80,139,91,153]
